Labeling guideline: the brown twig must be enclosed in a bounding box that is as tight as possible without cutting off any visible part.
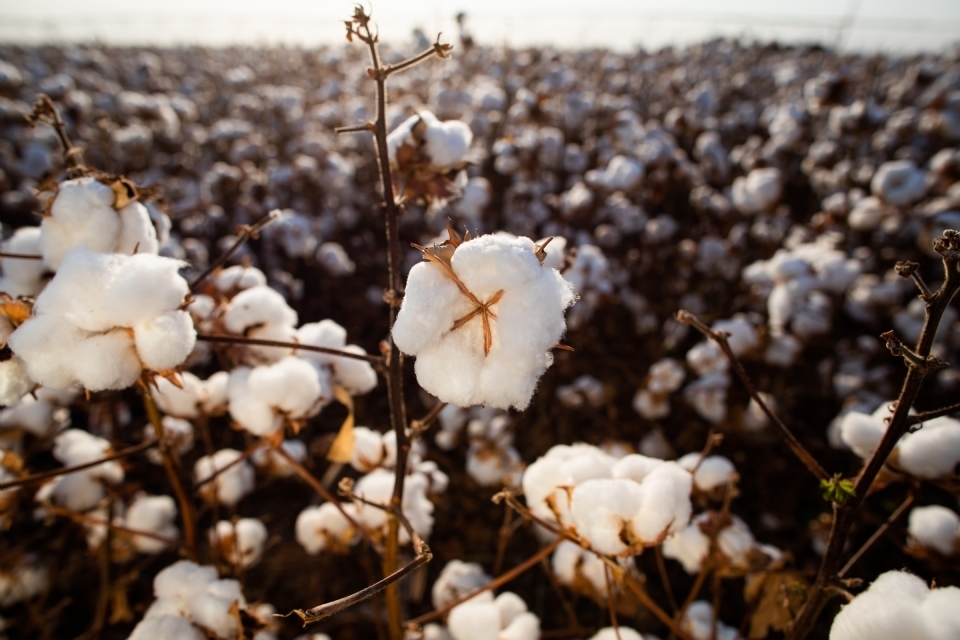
[188,210,279,290]
[0,438,158,491]
[27,94,87,178]
[838,493,914,578]
[142,381,198,560]
[907,401,960,426]
[46,503,178,546]
[193,439,266,490]
[196,333,383,364]
[655,546,679,613]
[0,252,44,260]
[676,310,829,483]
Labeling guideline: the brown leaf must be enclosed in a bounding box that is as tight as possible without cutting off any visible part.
[326,385,356,463]
[744,570,808,639]
[534,237,554,265]
[101,176,139,209]
[0,295,32,328]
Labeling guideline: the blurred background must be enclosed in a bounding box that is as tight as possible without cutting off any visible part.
[1,0,959,53]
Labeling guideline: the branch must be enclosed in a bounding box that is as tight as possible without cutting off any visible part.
[676,310,829,482]
[838,493,914,578]
[27,94,87,178]
[907,401,960,426]
[188,210,279,290]
[46,503,179,547]
[0,252,43,260]
[196,333,383,364]
[0,438,158,491]
[335,122,376,134]
[382,35,453,77]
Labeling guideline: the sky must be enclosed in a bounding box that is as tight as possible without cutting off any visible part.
[0,0,958,53]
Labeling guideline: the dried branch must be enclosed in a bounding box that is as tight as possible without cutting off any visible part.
[838,493,914,578]
[907,401,960,426]
[676,309,829,483]
[26,94,87,178]
[0,438,158,491]
[0,252,44,260]
[46,503,179,546]
[195,333,383,364]
[188,210,279,290]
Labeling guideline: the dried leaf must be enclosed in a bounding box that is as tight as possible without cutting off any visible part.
[534,237,554,265]
[744,570,808,639]
[0,295,32,328]
[103,176,139,209]
[327,385,356,463]
[156,369,184,389]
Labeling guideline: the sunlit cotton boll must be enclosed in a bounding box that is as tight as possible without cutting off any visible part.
[731,168,783,214]
[210,518,268,568]
[194,449,255,507]
[122,494,179,554]
[447,591,540,640]
[393,234,575,410]
[227,357,330,436]
[387,110,473,169]
[431,560,491,609]
[907,505,960,556]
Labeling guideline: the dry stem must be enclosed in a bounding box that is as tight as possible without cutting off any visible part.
[196,333,383,364]
[0,438,158,491]
[189,209,279,290]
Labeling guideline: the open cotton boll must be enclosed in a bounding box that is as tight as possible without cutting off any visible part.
[731,167,783,214]
[897,416,960,478]
[571,478,643,555]
[712,316,758,357]
[683,601,742,640]
[123,494,179,553]
[589,628,652,640]
[228,357,327,436]
[194,449,255,507]
[0,555,48,607]
[663,519,710,573]
[295,502,358,554]
[211,518,268,568]
[152,372,205,417]
[145,417,194,464]
[871,160,927,206]
[647,358,685,394]
[0,357,33,407]
[686,341,727,376]
[447,592,499,640]
[40,177,120,270]
[223,285,298,334]
[678,453,737,492]
[128,615,205,640]
[394,234,575,410]
[432,560,491,609]
[0,226,47,297]
[521,444,618,527]
[839,408,888,459]
[908,505,960,555]
[214,265,267,292]
[612,454,665,483]
[684,372,729,424]
[629,461,694,544]
[69,329,143,391]
[350,426,389,472]
[133,310,196,371]
[115,202,160,256]
[188,579,247,640]
[388,111,473,169]
[0,389,71,437]
[829,570,960,640]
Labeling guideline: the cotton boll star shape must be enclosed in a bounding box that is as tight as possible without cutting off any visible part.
[393,232,575,410]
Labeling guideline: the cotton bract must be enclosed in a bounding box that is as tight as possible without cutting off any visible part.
[393,234,575,410]
[8,248,195,391]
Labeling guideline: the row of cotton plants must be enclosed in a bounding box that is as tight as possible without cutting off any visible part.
[2,12,960,640]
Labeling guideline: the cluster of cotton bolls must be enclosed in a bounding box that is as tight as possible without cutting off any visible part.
[4,31,960,640]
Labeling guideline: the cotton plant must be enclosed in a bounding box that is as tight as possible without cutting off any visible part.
[633,358,685,420]
[0,387,75,437]
[431,560,491,609]
[8,248,196,391]
[551,540,637,602]
[445,591,540,640]
[194,449,256,507]
[829,570,960,640]
[393,229,575,411]
[210,518,269,569]
[663,512,781,576]
[151,371,229,419]
[387,110,473,202]
[227,356,332,436]
[839,404,960,479]
[907,505,960,556]
[34,429,124,512]
[127,559,276,640]
[117,494,180,554]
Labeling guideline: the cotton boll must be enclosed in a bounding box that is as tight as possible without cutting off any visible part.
[919,587,960,639]
[134,310,197,371]
[839,410,887,459]
[829,571,932,640]
[897,416,960,478]
[251,439,307,477]
[128,615,205,640]
[498,611,539,640]
[295,502,357,554]
[871,160,927,206]
[571,477,644,555]
[647,358,685,394]
[447,592,499,640]
[732,168,783,214]
[663,519,710,573]
[328,346,378,395]
[686,341,728,376]
[124,494,179,554]
[152,372,204,417]
[70,329,142,391]
[0,226,47,297]
[633,389,670,419]
[350,426,388,472]
[712,316,758,357]
[145,417,194,464]
[744,393,775,431]
[678,453,737,492]
[317,242,356,276]
[908,505,960,555]
[0,357,33,407]
[115,202,160,256]
[630,461,694,543]
[194,449,255,507]
[683,601,742,640]
[0,390,70,437]
[214,265,267,292]
[589,628,648,640]
[432,560,491,609]
[612,454,665,483]
[684,372,729,424]
[97,251,191,330]
[212,518,268,568]
[40,177,120,269]
[765,333,802,367]
[223,286,298,334]
[201,372,230,414]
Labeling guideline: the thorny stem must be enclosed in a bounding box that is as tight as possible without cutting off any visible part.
[196,333,383,365]
[0,438,158,491]
[838,493,914,578]
[188,210,279,290]
[273,442,385,555]
[407,537,562,627]
[676,310,829,483]
[142,382,198,560]
[787,230,960,639]
[27,94,87,178]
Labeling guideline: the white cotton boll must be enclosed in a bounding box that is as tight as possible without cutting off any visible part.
[252,439,307,477]
[124,494,179,553]
[134,310,197,371]
[153,559,217,603]
[663,519,710,573]
[213,518,268,568]
[249,356,325,417]
[684,372,729,424]
[612,454,665,483]
[839,410,887,459]
[683,601,742,640]
[686,341,727,376]
[829,571,933,640]
[145,417,194,464]
[317,242,356,277]
[223,286,298,334]
[919,587,960,639]
[0,392,67,437]
[0,226,47,297]
[115,202,160,256]
[228,369,282,436]
[631,462,693,543]
[70,329,143,391]
[448,592,499,640]
[712,316,758,357]
[351,426,386,472]
[152,372,204,417]
[494,591,528,628]
[189,589,242,640]
[329,346,378,395]
[295,502,356,554]
[295,320,346,364]
[571,478,643,555]
[744,394,775,431]
[499,611,539,640]
[647,359,685,394]
[40,177,120,270]
[432,560,491,609]
[424,118,473,168]
[129,615,205,640]
[214,265,267,292]
[717,516,756,567]
[202,372,230,414]
[588,628,648,640]
[731,168,783,214]
[871,160,927,206]
[908,505,960,555]
[678,453,736,492]
[47,470,106,511]
[764,333,802,367]
[98,252,191,330]
[897,416,960,479]
[0,357,33,407]
[633,389,670,419]
[194,449,255,507]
